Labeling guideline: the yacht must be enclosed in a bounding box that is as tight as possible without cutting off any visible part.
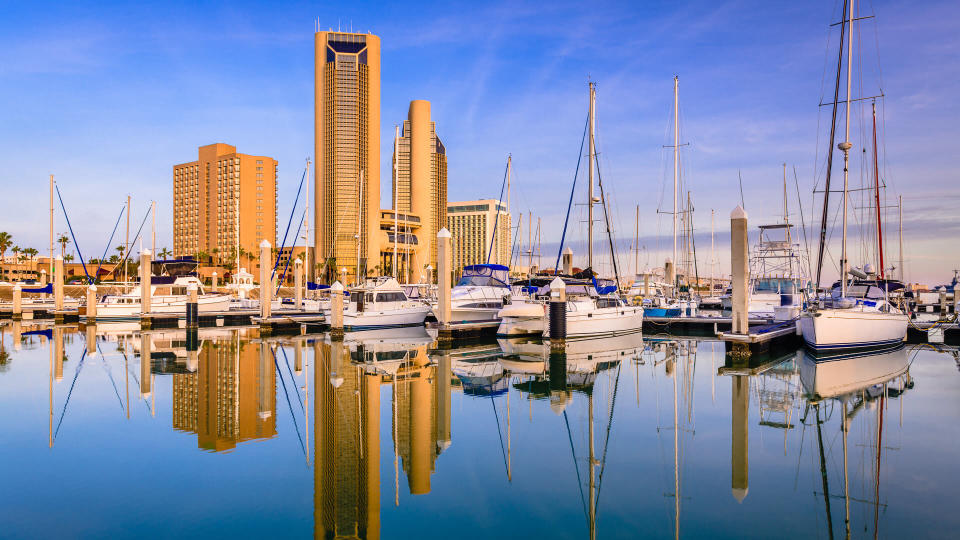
[432,263,511,324]
[334,277,431,331]
[720,224,806,320]
[543,277,644,339]
[96,275,231,320]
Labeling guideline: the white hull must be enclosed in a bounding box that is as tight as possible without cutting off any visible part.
[496,302,546,336]
[342,306,431,330]
[799,345,909,400]
[96,294,232,320]
[545,304,644,339]
[800,308,907,351]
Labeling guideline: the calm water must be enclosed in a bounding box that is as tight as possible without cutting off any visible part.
[1,322,958,539]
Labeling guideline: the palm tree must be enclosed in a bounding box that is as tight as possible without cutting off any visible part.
[0,232,12,262]
[24,247,38,264]
[12,245,21,263]
[211,247,220,265]
[158,247,171,260]
[57,233,70,258]
[64,254,74,263]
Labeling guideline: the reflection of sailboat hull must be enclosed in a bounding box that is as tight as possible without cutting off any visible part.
[800,344,909,399]
[800,309,907,351]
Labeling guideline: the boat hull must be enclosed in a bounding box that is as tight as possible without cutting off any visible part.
[800,308,907,351]
[343,307,431,331]
[545,305,644,339]
[95,295,232,320]
[496,302,545,336]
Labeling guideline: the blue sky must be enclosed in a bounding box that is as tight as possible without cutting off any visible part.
[1,0,957,284]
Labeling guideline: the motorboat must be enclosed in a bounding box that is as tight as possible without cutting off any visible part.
[720,223,806,320]
[432,263,511,325]
[542,276,644,339]
[95,275,231,320]
[336,276,431,331]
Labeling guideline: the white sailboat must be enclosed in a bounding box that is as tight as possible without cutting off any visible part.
[800,0,907,351]
[96,275,231,320]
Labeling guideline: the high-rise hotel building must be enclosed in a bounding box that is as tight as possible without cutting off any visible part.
[447,199,511,274]
[390,100,447,279]
[314,31,381,283]
[173,143,277,265]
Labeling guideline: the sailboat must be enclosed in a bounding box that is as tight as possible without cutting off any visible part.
[800,0,907,351]
[544,81,643,339]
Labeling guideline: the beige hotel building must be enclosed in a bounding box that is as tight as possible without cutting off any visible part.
[447,199,512,275]
[173,143,277,266]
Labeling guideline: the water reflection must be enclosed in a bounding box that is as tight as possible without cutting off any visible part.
[3,320,959,538]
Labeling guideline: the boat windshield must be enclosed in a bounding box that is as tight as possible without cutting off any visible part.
[754,278,796,293]
[457,264,509,288]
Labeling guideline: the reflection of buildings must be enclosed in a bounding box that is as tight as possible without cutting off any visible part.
[172,339,276,452]
[313,335,454,538]
[314,339,381,540]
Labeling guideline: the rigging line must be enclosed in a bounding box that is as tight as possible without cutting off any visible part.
[490,394,510,481]
[563,409,590,521]
[94,206,125,281]
[104,204,152,279]
[54,349,87,438]
[508,211,523,270]
[594,361,623,518]
[486,158,510,264]
[54,183,93,283]
[816,0,850,291]
[276,208,308,294]
[794,166,814,282]
[593,142,622,286]
[273,165,308,279]
[280,345,304,411]
[555,115,590,273]
[97,347,124,412]
[737,170,746,209]
[272,346,307,457]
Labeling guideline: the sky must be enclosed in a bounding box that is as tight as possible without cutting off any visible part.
[1,0,957,285]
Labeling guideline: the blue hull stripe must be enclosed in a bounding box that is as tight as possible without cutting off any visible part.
[803,337,904,351]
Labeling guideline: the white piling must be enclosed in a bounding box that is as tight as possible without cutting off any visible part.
[140,249,152,316]
[730,206,749,335]
[211,271,218,292]
[12,282,22,320]
[259,240,272,320]
[330,281,344,338]
[294,258,303,310]
[437,228,452,328]
[53,255,64,312]
[86,285,97,321]
[562,247,573,275]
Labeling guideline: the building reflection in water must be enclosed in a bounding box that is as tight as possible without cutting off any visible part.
[313,329,454,539]
[170,333,277,452]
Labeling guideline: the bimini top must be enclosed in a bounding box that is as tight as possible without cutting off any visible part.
[458,264,509,288]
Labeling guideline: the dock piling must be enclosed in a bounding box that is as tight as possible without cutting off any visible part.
[562,247,573,275]
[665,258,675,295]
[140,332,151,397]
[549,277,567,350]
[294,258,303,310]
[140,249,152,316]
[330,281,344,338]
[730,206,750,359]
[86,285,97,322]
[54,256,64,318]
[259,240,272,320]
[437,228,452,341]
[186,282,198,328]
[211,271,218,292]
[12,283,22,321]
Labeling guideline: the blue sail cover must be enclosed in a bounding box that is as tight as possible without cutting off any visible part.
[592,277,617,295]
[22,284,53,294]
[458,264,509,288]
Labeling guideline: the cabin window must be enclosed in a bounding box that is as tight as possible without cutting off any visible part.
[375,292,406,303]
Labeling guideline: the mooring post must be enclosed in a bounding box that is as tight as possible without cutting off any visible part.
[731,374,750,503]
[665,258,675,297]
[85,323,97,357]
[549,276,567,351]
[140,332,152,397]
[12,282,22,321]
[186,282,198,328]
[562,247,573,275]
[437,228,452,341]
[294,258,303,311]
[259,240,272,320]
[294,339,303,375]
[53,255,64,320]
[53,325,64,381]
[643,272,650,298]
[140,249,152,317]
[86,285,97,322]
[330,281,344,339]
[211,271,218,292]
[730,205,750,360]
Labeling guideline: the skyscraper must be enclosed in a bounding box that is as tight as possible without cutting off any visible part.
[447,199,512,274]
[314,31,381,284]
[173,143,277,266]
[391,100,448,280]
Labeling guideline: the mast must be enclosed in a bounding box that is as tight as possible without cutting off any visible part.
[710,209,715,296]
[304,158,311,290]
[528,210,533,275]
[507,155,512,224]
[151,200,156,261]
[673,76,679,285]
[588,391,597,540]
[872,102,885,279]
[124,194,130,285]
[588,81,596,270]
[49,174,54,281]
[898,195,903,282]
[815,0,850,291]
[635,205,640,276]
[838,0,855,299]
[393,125,399,280]
[357,169,364,285]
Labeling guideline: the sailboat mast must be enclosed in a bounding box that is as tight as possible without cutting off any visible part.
[839,0,855,299]
[635,205,640,276]
[588,82,596,270]
[588,392,596,540]
[673,76,679,284]
[393,125,399,279]
[872,102,885,279]
[815,0,849,291]
[898,195,903,282]
[528,210,533,276]
[151,201,156,261]
[124,194,130,285]
[49,174,54,282]
[304,158,311,290]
